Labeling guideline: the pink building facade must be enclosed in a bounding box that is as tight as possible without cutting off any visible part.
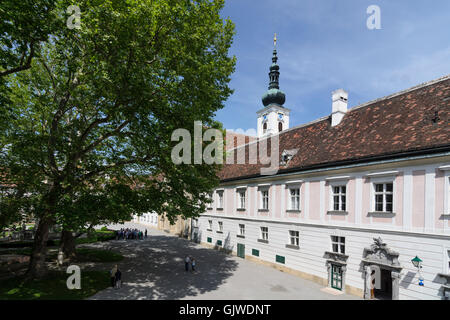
[195,70,450,299]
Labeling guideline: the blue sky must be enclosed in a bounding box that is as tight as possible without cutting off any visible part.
[215,0,450,133]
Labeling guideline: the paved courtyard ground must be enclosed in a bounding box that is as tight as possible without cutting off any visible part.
[88,222,360,300]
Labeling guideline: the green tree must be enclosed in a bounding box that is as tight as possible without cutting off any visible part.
[0,0,235,278]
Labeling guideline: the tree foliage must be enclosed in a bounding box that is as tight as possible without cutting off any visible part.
[0,0,235,276]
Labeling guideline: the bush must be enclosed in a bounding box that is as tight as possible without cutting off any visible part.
[100,226,108,231]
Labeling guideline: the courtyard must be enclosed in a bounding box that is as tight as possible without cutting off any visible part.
[88,222,360,300]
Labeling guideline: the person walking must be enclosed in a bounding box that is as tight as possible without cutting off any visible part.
[115,267,122,289]
[110,265,118,288]
[191,258,196,272]
[185,256,190,272]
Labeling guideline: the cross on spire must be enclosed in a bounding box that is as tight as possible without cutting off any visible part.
[274,33,277,47]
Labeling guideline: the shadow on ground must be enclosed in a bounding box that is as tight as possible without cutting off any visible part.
[88,233,238,300]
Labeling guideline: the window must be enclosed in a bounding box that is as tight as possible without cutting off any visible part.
[261,190,269,210]
[263,122,267,134]
[332,186,346,211]
[207,192,213,209]
[374,183,393,212]
[208,220,212,230]
[278,122,283,132]
[217,221,223,232]
[331,236,345,254]
[289,188,300,210]
[238,191,246,209]
[289,230,299,246]
[260,227,268,241]
[217,191,224,209]
[239,224,245,236]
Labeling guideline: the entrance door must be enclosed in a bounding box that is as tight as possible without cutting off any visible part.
[331,264,343,290]
[237,243,245,259]
[374,269,392,300]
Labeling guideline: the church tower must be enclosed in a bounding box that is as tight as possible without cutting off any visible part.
[257,34,290,138]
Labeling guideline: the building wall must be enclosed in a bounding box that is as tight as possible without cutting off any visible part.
[199,157,450,299]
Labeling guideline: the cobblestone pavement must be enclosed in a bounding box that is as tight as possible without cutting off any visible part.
[88,222,361,300]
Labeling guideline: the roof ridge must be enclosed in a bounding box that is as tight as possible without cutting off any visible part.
[349,73,450,112]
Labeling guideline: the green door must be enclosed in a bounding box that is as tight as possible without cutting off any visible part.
[331,264,343,290]
[237,243,245,259]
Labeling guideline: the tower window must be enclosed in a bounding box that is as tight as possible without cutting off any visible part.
[263,122,267,134]
[278,122,283,132]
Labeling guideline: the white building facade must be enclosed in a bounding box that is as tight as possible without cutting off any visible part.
[195,48,450,300]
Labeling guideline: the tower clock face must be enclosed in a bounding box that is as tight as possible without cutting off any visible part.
[263,114,267,121]
[278,113,283,120]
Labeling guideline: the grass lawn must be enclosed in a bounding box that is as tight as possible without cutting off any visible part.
[0,271,110,300]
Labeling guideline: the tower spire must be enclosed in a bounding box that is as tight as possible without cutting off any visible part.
[261,34,286,107]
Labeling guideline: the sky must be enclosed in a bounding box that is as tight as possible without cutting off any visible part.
[215,0,450,134]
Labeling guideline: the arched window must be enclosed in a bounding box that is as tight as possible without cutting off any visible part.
[278,122,283,132]
[263,122,267,134]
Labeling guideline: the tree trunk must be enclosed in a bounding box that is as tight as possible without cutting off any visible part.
[26,217,52,279]
[61,229,77,261]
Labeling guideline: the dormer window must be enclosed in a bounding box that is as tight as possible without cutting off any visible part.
[280,149,298,166]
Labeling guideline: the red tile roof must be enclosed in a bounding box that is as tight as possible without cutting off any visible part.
[220,75,450,182]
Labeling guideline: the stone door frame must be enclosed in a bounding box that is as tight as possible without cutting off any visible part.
[362,237,402,300]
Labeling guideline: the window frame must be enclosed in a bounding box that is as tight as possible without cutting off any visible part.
[236,187,247,210]
[216,190,224,210]
[238,224,245,237]
[373,182,394,213]
[259,188,270,210]
[217,221,223,233]
[331,235,346,255]
[260,226,268,241]
[289,230,299,247]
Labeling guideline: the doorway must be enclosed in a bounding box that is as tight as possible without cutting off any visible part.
[237,243,245,259]
[374,269,392,300]
[331,264,343,291]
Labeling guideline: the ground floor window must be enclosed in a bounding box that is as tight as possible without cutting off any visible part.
[289,230,299,246]
[260,227,268,241]
[331,236,345,254]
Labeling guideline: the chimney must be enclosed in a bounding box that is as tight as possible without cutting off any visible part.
[331,89,348,127]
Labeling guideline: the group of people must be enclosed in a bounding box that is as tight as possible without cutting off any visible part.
[110,264,122,289]
[184,256,197,272]
[116,228,147,240]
